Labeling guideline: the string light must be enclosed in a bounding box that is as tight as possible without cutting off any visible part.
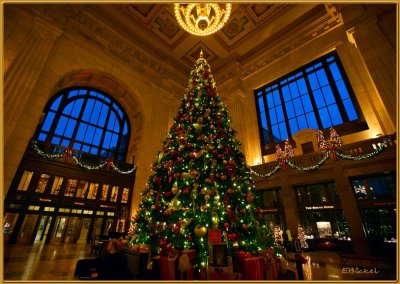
[250,137,391,178]
[31,140,136,174]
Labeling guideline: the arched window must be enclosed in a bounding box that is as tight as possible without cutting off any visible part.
[35,87,130,162]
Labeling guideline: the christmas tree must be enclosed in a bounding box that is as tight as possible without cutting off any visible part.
[129,51,272,269]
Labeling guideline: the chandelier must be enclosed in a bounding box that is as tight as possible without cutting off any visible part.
[174,3,232,36]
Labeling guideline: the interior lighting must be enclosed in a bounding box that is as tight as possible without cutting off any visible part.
[174,3,232,36]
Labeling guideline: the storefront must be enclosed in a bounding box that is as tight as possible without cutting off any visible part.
[349,171,396,258]
[295,181,352,253]
[3,148,136,245]
[258,187,287,243]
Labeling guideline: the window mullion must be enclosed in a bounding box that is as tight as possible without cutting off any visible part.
[99,103,112,158]
[70,96,89,150]
[263,92,275,149]
[278,87,291,138]
[323,61,349,122]
[304,74,323,129]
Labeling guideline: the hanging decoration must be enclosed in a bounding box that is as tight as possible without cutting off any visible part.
[297,224,308,249]
[275,145,286,171]
[251,129,391,178]
[30,140,136,174]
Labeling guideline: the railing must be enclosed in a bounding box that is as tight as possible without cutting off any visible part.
[251,134,396,176]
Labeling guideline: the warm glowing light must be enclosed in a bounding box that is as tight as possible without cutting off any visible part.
[174,3,232,36]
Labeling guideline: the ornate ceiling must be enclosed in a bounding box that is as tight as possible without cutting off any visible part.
[88,3,330,76]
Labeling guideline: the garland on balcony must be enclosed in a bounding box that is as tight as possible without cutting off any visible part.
[30,140,136,175]
[250,128,392,178]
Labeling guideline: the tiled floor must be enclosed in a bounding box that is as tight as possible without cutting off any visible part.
[3,242,397,282]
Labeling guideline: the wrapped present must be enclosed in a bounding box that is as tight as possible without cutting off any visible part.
[178,251,195,280]
[209,268,231,280]
[233,272,242,280]
[207,256,233,280]
[265,257,282,280]
[243,257,265,280]
[153,254,179,280]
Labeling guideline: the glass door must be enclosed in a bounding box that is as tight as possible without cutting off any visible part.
[34,215,52,243]
[17,214,40,244]
[77,218,91,244]
[64,216,82,243]
[51,216,67,244]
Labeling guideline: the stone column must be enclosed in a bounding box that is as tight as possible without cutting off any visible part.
[3,17,62,197]
[339,6,396,132]
[333,166,371,255]
[280,174,300,240]
[4,17,61,145]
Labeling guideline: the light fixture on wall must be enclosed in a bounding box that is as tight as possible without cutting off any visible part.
[174,3,232,36]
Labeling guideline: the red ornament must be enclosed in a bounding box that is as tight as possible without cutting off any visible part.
[177,157,184,163]
[165,191,171,197]
[224,222,230,229]
[227,232,236,241]
[174,173,181,179]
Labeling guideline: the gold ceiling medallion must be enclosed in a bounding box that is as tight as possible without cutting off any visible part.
[174,3,232,36]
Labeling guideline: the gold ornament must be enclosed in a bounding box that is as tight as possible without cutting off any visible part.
[171,181,178,195]
[194,224,207,237]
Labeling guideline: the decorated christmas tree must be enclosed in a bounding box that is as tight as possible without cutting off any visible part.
[129,51,272,269]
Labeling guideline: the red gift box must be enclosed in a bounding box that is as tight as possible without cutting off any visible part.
[265,259,281,280]
[243,257,265,280]
[155,255,178,280]
[210,269,230,280]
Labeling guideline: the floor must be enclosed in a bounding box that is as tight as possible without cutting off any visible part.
[3,242,397,282]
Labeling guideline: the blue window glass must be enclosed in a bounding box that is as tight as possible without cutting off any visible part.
[306,113,318,129]
[63,102,74,116]
[107,112,117,131]
[92,128,103,146]
[255,51,362,152]
[42,111,55,131]
[64,119,77,138]
[71,99,84,118]
[78,89,87,95]
[84,125,95,144]
[68,90,79,98]
[38,133,47,141]
[316,69,329,86]
[55,116,68,135]
[308,73,319,90]
[286,101,295,119]
[50,96,62,111]
[343,99,358,121]
[98,105,109,127]
[82,99,95,122]
[35,87,130,161]
[301,95,313,113]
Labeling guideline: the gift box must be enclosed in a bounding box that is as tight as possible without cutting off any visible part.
[178,251,195,280]
[242,257,265,280]
[265,259,281,280]
[153,254,179,280]
[207,256,233,280]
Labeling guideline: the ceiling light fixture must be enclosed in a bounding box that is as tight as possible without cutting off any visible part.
[174,3,232,36]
